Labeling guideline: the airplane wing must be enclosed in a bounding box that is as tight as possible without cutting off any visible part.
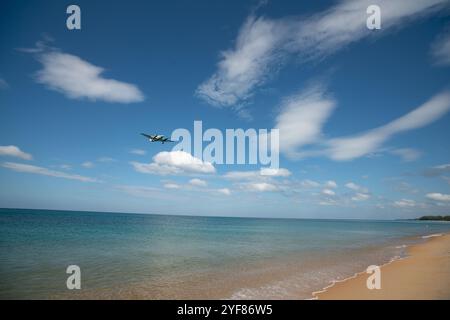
[141,133,153,139]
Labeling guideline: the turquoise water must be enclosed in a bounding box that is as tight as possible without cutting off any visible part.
[1,208,450,299]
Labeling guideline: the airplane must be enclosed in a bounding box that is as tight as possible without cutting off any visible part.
[141,133,174,144]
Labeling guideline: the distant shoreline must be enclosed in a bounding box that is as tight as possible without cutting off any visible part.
[414,215,450,222]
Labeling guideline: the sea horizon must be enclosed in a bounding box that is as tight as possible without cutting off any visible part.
[0,207,438,222]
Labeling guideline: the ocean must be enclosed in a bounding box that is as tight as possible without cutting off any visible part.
[1,208,449,299]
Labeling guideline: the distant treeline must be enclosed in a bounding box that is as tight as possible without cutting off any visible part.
[416,215,450,221]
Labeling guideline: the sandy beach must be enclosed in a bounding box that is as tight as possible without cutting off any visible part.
[315,233,450,300]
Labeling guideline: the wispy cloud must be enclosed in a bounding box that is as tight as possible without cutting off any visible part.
[326,91,450,160]
[196,15,286,109]
[197,0,447,110]
[0,145,32,160]
[0,78,9,89]
[275,85,336,158]
[159,178,230,196]
[393,181,419,194]
[269,88,450,162]
[217,188,231,196]
[130,149,147,156]
[97,157,117,163]
[223,168,291,180]
[351,193,370,201]
[131,151,216,175]
[222,167,294,193]
[2,162,98,182]
[163,183,182,189]
[393,198,417,208]
[422,163,450,177]
[29,43,144,103]
[389,148,422,162]
[345,182,371,201]
[345,182,369,194]
[431,27,450,66]
[300,179,321,188]
[117,185,177,200]
[161,179,231,196]
[325,180,338,188]
[81,161,94,168]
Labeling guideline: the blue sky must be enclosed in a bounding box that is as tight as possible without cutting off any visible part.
[1,0,450,219]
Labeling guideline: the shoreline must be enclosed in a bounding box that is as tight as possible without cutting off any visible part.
[313,232,450,300]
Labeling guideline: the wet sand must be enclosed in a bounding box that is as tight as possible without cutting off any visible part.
[314,233,450,300]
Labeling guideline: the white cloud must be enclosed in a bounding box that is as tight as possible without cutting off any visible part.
[275,85,336,157]
[131,151,216,175]
[196,15,286,108]
[197,0,447,109]
[0,145,32,160]
[326,91,450,160]
[2,162,98,182]
[239,182,279,192]
[158,180,230,196]
[426,193,450,202]
[217,188,232,196]
[81,161,94,168]
[271,89,449,161]
[189,178,208,187]
[222,168,291,194]
[390,148,422,162]
[345,182,370,201]
[322,188,336,196]
[300,179,321,188]
[345,182,369,194]
[224,168,291,180]
[130,149,147,156]
[351,193,370,201]
[431,28,450,66]
[163,183,181,189]
[393,199,416,208]
[35,50,144,103]
[325,180,338,188]
[260,168,291,177]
